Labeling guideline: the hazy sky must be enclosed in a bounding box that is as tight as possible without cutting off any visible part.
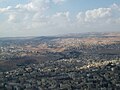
[0,0,120,37]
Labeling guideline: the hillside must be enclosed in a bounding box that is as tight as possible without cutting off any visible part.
[0,32,120,89]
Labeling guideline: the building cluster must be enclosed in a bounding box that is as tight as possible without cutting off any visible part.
[0,59,120,90]
[0,33,120,90]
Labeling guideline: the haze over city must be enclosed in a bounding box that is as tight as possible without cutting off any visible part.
[1,1,120,90]
[0,0,120,37]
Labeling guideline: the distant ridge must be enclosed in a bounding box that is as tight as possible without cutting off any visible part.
[0,32,120,40]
